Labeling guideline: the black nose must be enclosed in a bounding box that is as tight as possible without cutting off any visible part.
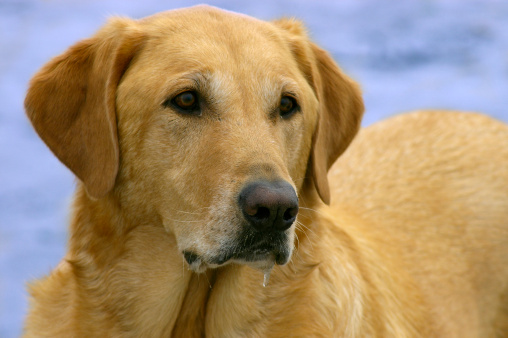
[238,180,299,232]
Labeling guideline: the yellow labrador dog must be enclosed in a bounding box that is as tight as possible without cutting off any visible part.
[24,5,508,337]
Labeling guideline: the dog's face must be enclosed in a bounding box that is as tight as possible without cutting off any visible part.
[115,9,319,272]
[25,6,363,272]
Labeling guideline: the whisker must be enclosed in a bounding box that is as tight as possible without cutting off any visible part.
[174,210,206,215]
[168,205,212,216]
[295,212,314,221]
[203,271,212,289]
[296,219,316,237]
[298,206,320,213]
[299,206,328,218]
[296,221,315,252]
[292,232,301,265]
[165,217,204,224]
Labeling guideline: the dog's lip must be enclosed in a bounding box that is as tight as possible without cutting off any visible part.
[183,229,292,272]
[183,244,289,272]
[225,247,289,265]
[183,250,208,273]
[183,251,201,265]
[212,240,291,266]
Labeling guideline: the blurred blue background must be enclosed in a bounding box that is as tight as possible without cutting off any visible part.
[1,0,507,336]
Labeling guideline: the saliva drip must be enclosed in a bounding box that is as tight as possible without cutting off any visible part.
[262,264,274,287]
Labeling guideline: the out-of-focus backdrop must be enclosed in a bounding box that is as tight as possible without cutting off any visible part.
[1,0,507,336]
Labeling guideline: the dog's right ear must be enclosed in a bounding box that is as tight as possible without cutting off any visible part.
[25,19,145,198]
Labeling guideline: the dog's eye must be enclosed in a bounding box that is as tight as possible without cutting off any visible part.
[279,95,299,118]
[168,91,201,115]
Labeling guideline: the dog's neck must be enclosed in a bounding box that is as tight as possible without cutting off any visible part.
[52,185,405,336]
[56,185,328,335]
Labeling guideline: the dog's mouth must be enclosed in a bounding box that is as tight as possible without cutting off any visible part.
[212,240,291,266]
[183,230,292,274]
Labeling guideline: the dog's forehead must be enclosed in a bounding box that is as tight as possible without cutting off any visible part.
[136,6,295,72]
[140,5,262,27]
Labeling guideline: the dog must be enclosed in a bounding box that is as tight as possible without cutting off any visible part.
[24,5,508,337]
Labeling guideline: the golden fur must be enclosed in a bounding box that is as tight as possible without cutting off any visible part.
[24,6,508,337]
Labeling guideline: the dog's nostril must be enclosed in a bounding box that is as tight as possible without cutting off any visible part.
[283,207,298,222]
[254,207,270,220]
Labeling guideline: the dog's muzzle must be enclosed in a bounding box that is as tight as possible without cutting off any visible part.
[183,180,298,272]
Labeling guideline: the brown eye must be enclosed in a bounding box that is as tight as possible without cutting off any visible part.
[170,91,200,114]
[279,95,298,118]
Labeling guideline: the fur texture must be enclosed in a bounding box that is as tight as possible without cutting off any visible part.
[24,6,508,337]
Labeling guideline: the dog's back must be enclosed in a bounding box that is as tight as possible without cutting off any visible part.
[329,111,508,336]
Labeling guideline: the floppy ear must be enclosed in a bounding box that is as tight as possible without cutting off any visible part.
[273,19,364,204]
[25,19,145,198]
[308,43,364,204]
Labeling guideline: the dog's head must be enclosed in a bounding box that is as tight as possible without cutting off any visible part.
[25,6,363,272]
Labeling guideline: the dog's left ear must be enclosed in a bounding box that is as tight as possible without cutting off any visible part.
[307,43,364,204]
[273,19,364,204]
